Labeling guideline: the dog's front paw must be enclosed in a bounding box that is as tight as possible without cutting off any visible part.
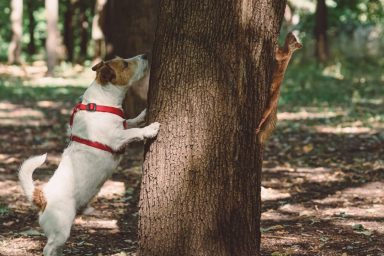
[142,122,160,139]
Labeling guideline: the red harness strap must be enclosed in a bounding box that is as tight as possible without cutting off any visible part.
[69,103,126,154]
[70,103,125,126]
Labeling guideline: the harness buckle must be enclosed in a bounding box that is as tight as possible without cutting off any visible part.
[86,103,97,112]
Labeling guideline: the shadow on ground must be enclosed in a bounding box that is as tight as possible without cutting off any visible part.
[0,77,383,255]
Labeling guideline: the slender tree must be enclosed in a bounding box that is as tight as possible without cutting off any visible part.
[78,1,89,63]
[8,0,23,64]
[139,1,286,255]
[91,0,107,62]
[315,0,329,62]
[26,0,36,55]
[45,0,59,76]
[63,0,75,62]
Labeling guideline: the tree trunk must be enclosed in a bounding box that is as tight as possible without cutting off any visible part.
[64,0,75,62]
[8,0,23,64]
[92,0,107,62]
[78,1,89,63]
[315,0,328,62]
[101,0,158,118]
[45,0,59,76]
[27,0,36,56]
[139,1,286,255]
[102,0,158,59]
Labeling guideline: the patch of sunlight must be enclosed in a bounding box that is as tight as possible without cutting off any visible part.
[98,180,126,199]
[0,154,19,165]
[313,182,384,222]
[322,62,344,80]
[0,180,21,197]
[0,153,12,162]
[314,125,372,134]
[278,109,345,121]
[0,102,18,111]
[353,97,383,105]
[0,107,44,119]
[279,203,317,217]
[289,0,315,12]
[112,252,134,256]
[264,167,344,184]
[36,100,63,108]
[60,108,72,115]
[261,186,291,201]
[262,209,296,222]
[23,77,88,87]
[0,237,40,256]
[74,218,119,230]
[340,181,384,200]
[0,102,48,126]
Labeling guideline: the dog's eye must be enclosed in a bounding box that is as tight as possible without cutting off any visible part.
[123,62,129,68]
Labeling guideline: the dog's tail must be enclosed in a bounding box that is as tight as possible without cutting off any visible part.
[18,153,47,211]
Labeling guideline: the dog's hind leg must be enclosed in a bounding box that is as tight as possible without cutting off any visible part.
[39,204,76,256]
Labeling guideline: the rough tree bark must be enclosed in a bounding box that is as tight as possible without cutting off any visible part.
[314,0,329,62]
[139,1,286,255]
[45,0,59,76]
[8,0,23,64]
[101,0,159,118]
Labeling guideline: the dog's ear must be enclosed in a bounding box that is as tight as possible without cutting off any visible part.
[97,64,116,85]
[92,61,104,71]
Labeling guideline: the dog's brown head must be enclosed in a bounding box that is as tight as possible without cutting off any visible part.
[92,54,148,86]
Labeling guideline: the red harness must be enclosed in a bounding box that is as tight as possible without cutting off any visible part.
[69,103,127,154]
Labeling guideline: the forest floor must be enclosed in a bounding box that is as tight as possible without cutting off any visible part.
[0,64,383,256]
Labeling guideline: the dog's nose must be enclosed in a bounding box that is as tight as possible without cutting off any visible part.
[141,54,148,60]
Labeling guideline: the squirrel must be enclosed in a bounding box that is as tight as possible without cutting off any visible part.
[256,32,302,144]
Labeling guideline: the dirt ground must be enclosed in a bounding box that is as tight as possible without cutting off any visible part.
[0,70,383,255]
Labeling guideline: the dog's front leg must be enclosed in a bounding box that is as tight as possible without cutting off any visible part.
[114,122,160,150]
[125,109,147,128]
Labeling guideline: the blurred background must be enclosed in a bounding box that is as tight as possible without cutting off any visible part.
[0,0,383,255]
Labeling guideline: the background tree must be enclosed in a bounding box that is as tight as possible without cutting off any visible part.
[314,0,329,62]
[63,0,75,62]
[8,0,23,64]
[100,0,159,118]
[91,0,107,62]
[45,0,59,75]
[78,1,89,63]
[139,1,286,255]
[101,0,158,59]
[26,0,36,55]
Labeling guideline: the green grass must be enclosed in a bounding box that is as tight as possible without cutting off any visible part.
[0,57,382,130]
[0,204,11,216]
[277,56,384,129]
[0,77,85,103]
[281,56,384,107]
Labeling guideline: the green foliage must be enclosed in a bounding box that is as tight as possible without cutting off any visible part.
[0,2,11,61]
[282,54,384,107]
[329,0,384,29]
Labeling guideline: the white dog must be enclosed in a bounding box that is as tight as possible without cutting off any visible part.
[18,54,159,256]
